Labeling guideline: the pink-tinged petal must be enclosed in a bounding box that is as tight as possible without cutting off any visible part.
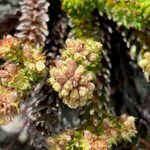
[74,65,85,80]
[55,73,68,85]
[66,60,77,78]
[87,53,97,62]
[76,43,85,52]
[55,60,63,68]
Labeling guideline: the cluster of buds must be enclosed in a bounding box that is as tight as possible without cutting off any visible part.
[83,130,108,150]
[0,35,46,91]
[47,130,74,149]
[0,35,46,70]
[119,114,137,141]
[62,39,102,68]
[102,118,120,145]
[23,44,46,73]
[49,38,102,108]
[47,129,108,150]
[138,51,150,81]
[0,86,18,124]
[0,62,18,85]
[99,115,137,145]
[49,59,95,108]
[0,35,20,59]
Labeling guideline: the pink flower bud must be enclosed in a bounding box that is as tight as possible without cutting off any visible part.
[5,63,17,75]
[0,70,10,78]
[76,43,85,52]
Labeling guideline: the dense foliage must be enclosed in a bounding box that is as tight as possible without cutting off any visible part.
[0,0,149,150]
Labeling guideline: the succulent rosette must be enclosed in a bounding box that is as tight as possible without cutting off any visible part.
[49,38,102,108]
[49,59,95,108]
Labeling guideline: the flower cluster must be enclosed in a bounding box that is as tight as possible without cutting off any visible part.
[49,39,102,108]
[0,86,18,124]
[119,114,137,141]
[47,130,108,150]
[47,130,74,149]
[102,118,120,145]
[138,51,150,81]
[0,62,18,84]
[23,44,46,73]
[63,0,150,30]
[62,38,102,69]
[0,35,46,91]
[47,114,137,149]
[101,115,137,144]
[0,35,47,124]
[83,130,108,150]
[49,60,95,108]
[0,35,21,61]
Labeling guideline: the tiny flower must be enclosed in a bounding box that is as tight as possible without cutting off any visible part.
[144,52,150,59]
[36,60,46,72]
[70,88,79,100]
[23,43,46,73]
[63,80,73,91]
[52,82,62,92]
[0,35,21,60]
[60,89,69,97]
[139,59,148,68]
